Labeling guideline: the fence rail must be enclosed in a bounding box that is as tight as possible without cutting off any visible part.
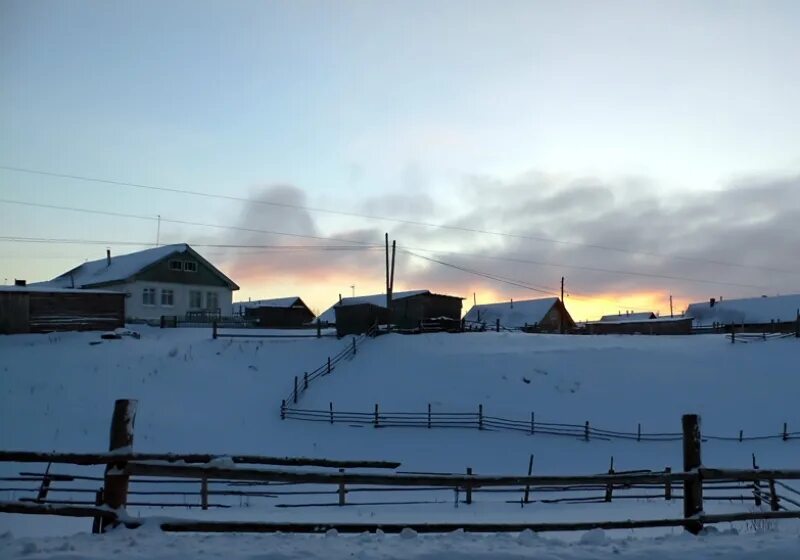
[280,403,799,444]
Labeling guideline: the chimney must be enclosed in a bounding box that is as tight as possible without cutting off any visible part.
[709,297,716,308]
[14,279,26,287]
[106,249,111,267]
[339,293,342,304]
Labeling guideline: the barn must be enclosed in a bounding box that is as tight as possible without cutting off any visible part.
[463,297,575,333]
[0,284,125,334]
[233,297,315,327]
[598,311,657,322]
[319,290,464,336]
[686,294,800,332]
[586,316,692,335]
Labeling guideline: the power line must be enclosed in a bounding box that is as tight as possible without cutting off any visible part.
[0,164,793,275]
[0,236,378,251]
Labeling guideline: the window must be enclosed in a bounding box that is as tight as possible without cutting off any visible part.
[161,289,174,307]
[142,288,156,306]
[189,290,202,309]
[206,292,219,311]
[183,261,198,272]
[169,260,182,271]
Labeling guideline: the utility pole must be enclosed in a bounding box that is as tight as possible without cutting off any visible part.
[351,285,355,297]
[473,292,477,307]
[560,276,565,334]
[385,233,391,314]
[669,294,674,318]
[156,215,161,247]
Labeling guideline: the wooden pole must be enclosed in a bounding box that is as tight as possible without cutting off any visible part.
[91,487,104,534]
[101,399,137,531]
[560,276,565,334]
[329,402,334,424]
[682,414,703,535]
[293,376,298,404]
[327,357,331,374]
[465,467,473,504]
[523,454,534,504]
[665,467,672,501]
[201,476,209,510]
[374,404,379,427]
[730,323,735,344]
[212,321,218,339]
[495,318,500,332]
[280,400,286,420]
[303,372,308,390]
[478,404,483,430]
[427,403,431,429]
[752,454,762,507]
[768,479,780,512]
[584,421,590,441]
[338,469,346,506]
[385,233,390,317]
[605,457,615,502]
[530,412,535,435]
[316,318,321,338]
[637,423,641,442]
[783,423,788,442]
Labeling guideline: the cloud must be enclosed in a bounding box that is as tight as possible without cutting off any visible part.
[216,173,800,317]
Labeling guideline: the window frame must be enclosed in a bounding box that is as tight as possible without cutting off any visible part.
[168,260,183,271]
[160,289,174,307]
[189,290,203,309]
[183,261,198,273]
[142,287,156,306]
[206,291,219,311]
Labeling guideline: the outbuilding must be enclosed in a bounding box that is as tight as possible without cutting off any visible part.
[463,297,575,333]
[686,294,800,332]
[0,284,125,334]
[319,290,464,336]
[233,297,315,327]
[586,316,692,335]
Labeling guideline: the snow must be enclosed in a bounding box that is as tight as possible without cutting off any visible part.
[599,312,657,322]
[686,294,800,326]
[586,316,689,325]
[463,297,559,328]
[0,286,122,294]
[233,297,304,311]
[317,290,432,323]
[1,328,798,552]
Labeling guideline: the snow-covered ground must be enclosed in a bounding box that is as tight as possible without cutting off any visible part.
[1,327,798,556]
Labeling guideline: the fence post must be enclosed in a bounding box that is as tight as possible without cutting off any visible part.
[478,404,483,430]
[523,454,534,504]
[293,376,298,404]
[338,469,346,506]
[495,318,500,332]
[374,403,379,427]
[352,337,357,355]
[91,487,104,534]
[101,399,137,532]
[795,310,799,338]
[768,479,780,512]
[212,321,218,339]
[783,422,788,441]
[465,467,473,504]
[280,400,286,420]
[329,402,334,424]
[530,412,535,435]
[682,413,703,535]
[604,456,614,502]
[304,372,308,390]
[665,466,672,501]
[730,323,735,344]
[752,454,762,507]
[584,421,590,441]
[327,357,331,374]
[637,423,641,442]
[201,476,209,510]
[427,403,432,429]
[317,318,321,339]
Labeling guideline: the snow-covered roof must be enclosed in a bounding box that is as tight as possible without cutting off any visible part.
[37,244,238,290]
[463,297,559,328]
[234,297,304,310]
[686,294,800,326]
[587,316,689,325]
[598,312,657,322]
[317,290,456,324]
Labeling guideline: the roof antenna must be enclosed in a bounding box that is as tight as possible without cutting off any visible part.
[156,214,161,247]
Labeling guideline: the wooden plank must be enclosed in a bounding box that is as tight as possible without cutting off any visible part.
[0,451,400,470]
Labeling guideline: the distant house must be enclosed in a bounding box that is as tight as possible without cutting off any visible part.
[35,244,239,322]
[233,297,315,327]
[463,297,575,332]
[599,311,657,322]
[318,290,464,336]
[686,294,800,331]
[0,284,125,334]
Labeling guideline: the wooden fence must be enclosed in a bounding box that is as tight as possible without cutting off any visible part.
[1,401,799,536]
[280,402,799,444]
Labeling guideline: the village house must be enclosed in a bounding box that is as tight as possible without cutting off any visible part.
[318,290,464,336]
[598,311,657,322]
[586,315,692,335]
[34,244,239,322]
[462,297,575,332]
[686,294,800,332]
[233,297,315,327]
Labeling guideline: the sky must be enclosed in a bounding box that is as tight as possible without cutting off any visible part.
[1,0,799,320]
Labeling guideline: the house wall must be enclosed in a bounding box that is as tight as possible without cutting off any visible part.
[134,253,230,287]
[587,318,692,335]
[391,294,463,329]
[0,292,30,334]
[245,306,315,327]
[120,280,233,321]
[28,292,125,333]
[335,304,388,336]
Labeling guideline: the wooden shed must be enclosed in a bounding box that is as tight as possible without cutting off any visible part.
[233,297,315,327]
[463,297,575,333]
[327,290,464,336]
[0,286,126,334]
